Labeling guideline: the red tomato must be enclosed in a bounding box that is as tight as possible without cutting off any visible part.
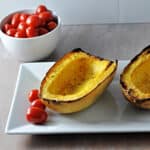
[17,22,27,32]
[38,11,53,22]
[31,99,46,110]
[36,5,47,14]
[48,21,57,30]
[20,13,29,22]
[38,27,48,35]
[26,26,38,37]
[6,28,17,36]
[3,24,13,32]
[15,30,26,38]
[11,13,20,28]
[26,106,48,124]
[26,15,40,27]
[28,89,39,102]
[39,18,46,27]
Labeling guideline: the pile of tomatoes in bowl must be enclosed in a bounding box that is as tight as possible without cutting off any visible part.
[2,5,57,38]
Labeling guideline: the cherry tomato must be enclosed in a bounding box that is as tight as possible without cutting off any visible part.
[38,27,48,35]
[36,5,47,14]
[3,23,13,32]
[6,28,17,36]
[26,26,38,38]
[20,13,29,22]
[17,22,27,32]
[15,30,26,38]
[48,21,57,30]
[28,89,39,102]
[39,18,46,27]
[11,13,20,28]
[26,106,48,124]
[31,99,46,110]
[26,15,40,27]
[38,11,53,22]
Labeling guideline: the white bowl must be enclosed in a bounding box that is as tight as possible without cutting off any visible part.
[0,9,61,62]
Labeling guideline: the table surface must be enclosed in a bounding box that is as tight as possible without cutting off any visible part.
[1,24,150,150]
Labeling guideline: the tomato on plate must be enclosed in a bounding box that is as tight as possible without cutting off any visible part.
[36,5,47,14]
[26,106,48,124]
[26,15,40,28]
[11,13,20,28]
[31,99,46,110]
[28,89,39,102]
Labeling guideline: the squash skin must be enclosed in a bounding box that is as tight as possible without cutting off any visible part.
[120,45,150,109]
[40,49,118,113]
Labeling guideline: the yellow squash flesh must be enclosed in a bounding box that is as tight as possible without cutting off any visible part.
[120,45,150,109]
[40,48,118,113]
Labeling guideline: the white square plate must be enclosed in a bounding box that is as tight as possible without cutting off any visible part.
[5,61,150,134]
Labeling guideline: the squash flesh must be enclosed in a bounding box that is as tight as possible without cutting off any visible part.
[43,52,114,101]
[131,59,150,94]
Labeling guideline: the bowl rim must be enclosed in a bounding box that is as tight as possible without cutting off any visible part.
[0,9,61,40]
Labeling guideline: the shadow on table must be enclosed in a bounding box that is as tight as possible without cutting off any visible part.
[25,132,150,149]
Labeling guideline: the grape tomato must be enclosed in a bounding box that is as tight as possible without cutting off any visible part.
[3,24,13,32]
[11,13,20,28]
[28,89,39,102]
[26,15,40,28]
[6,28,17,36]
[48,21,57,30]
[20,13,29,22]
[38,27,49,35]
[38,11,53,22]
[17,22,27,32]
[31,99,46,110]
[15,30,26,38]
[36,5,47,14]
[26,106,48,124]
[26,26,38,37]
